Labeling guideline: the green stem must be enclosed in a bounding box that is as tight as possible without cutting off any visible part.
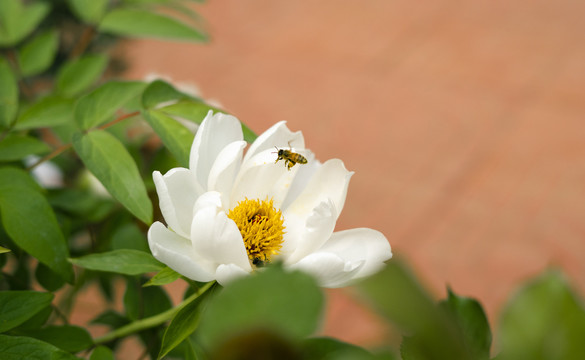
[94,281,215,345]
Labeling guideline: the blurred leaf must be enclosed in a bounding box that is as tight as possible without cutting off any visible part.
[111,222,149,252]
[12,305,52,331]
[90,310,129,329]
[123,277,139,320]
[143,110,194,166]
[72,130,153,224]
[143,266,181,287]
[67,0,109,24]
[75,80,146,130]
[90,346,114,360]
[302,337,375,360]
[56,54,108,98]
[0,335,79,360]
[0,0,50,46]
[198,265,323,349]
[0,134,50,161]
[0,57,18,128]
[70,249,164,275]
[0,167,73,282]
[15,96,74,130]
[497,270,585,360]
[0,245,10,254]
[142,284,172,317]
[35,262,66,292]
[141,79,195,109]
[0,290,53,333]
[19,325,93,353]
[99,9,207,42]
[439,288,491,360]
[18,30,59,77]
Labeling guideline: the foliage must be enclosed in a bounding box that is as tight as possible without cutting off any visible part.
[1,1,584,359]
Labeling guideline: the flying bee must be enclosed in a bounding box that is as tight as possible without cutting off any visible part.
[273,143,307,171]
[252,255,267,268]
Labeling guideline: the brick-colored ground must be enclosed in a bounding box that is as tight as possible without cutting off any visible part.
[120,0,585,347]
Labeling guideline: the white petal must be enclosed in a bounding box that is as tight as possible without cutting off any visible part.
[190,111,243,189]
[153,168,203,238]
[207,140,247,207]
[319,228,392,280]
[190,192,252,272]
[215,263,251,286]
[148,222,215,282]
[243,121,304,164]
[289,252,362,288]
[280,153,320,211]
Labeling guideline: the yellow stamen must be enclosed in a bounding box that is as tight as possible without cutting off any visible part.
[227,198,285,268]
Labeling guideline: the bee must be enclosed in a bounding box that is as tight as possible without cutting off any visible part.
[273,143,307,171]
[252,257,266,268]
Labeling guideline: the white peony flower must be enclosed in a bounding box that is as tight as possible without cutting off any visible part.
[148,111,392,287]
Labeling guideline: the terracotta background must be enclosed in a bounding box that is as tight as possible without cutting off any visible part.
[98,0,585,349]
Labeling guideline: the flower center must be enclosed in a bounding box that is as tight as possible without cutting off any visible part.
[227,198,286,268]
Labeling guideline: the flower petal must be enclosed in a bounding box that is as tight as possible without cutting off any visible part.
[215,263,251,286]
[289,252,362,288]
[190,111,243,189]
[207,140,247,207]
[190,192,252,272]
[319,228,392,280]
[148,222,215,282]
[153,168,203,238]
[243,121,304,164]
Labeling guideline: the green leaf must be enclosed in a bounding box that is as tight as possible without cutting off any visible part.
[19,325,93,353]
[0,291,53,333]
[439,288,491,360]
[111,222,149,252]
[72,130,152,224]
[99,9,207,42]
[0,57,18,127]
[0,134,51,161]
[0,334,79,360]
[141,80,195,109]
[35,262,66,292]
[158,287,212,359]
[0,167,73,282]
[0,245,10,254]
[0,0,51,46]
[90,346,115,360]
[497,270,585,360]
[143,110,194,166]
[70,249,164,275]
[18,30,59,77]
[302,337,375,360]
[198,265,323,349]
[56,54,108,97]
[75,80,146,130]
[15,96,74,130]
[67,0,109,24]
[143,266,181,287]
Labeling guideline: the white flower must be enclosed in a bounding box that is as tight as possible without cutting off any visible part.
[148,111,392,287]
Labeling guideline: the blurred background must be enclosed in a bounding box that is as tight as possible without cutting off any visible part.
[118,0,585,347]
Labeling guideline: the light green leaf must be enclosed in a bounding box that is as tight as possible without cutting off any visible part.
[0,134,51,161]
[143,266,181,287]
[19,325,93,353]
[0,290,54,333]
[70,249,164,275]
[0,57,18,127]
[15,96,74,130]
[0,245,10,254]
[56,54,108,97]
[90,346,115,360]
[75,81,146,130]
[0,334,79,360]
[72,130,152,224]
[0,167,73,282]
[0,0,51,46]
[143,110,194,166]
[67,0,109,24]
[141,79,196,109]
[100,8,207,42]
[18,30,59,77]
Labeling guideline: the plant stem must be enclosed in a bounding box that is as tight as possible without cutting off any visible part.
[93,281,216,345]
[69,26,96,60]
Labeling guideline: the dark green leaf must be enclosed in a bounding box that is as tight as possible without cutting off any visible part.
[72,130,152,224]
[0,134,51,161]
[19,325,93,353]
[56,54,108,97]
[18,30,59,77]
[12,306,52,331]
[35,262,66,292]
[67,0,109,24]
[69,249,164,275]
[143,266,181,287]
[111,222,149,252]
[90,310,129,329]
[302,337,375,360]
[497,270,585,360]
[75,81,146,130]
[99,9,207,42]
[141,80,195,109]
[0,0,50,46]
[0,334,78,360]
[143,110,194,166]
[0,291,53,333]
[123,277,140,321]
[0,57,18,127]
[90,346,114,360]
[0,167,73,282]
[15,96,74,130]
